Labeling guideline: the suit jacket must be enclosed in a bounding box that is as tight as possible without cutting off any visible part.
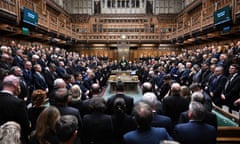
[208,74,227,107]
[0,60,11,70]
[151,112,173,135]
[106,93,134,115]
[43,69,57,91]
[158,83,171,101]
[111,113,136,144]
[178,111,217,128]
[18,77,29,100]
[68,100,88,118]
[123,127,172,144]
[56,105,83,130]
[180,68,191,85]
[13,55,24,69]
[162,94,189,124]
[56,66,67,79]
[223,74,240,110]
[209,75,227,97]
[22,69,33,86]
[56,105,83,143]
[0,92,30,143]
[28,106,46,131]
[173,121,217,144]
[83,112,114,144]
[33,72,48,91]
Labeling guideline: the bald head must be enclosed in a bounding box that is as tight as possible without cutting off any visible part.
[3,75,19,86]
[142,82,153,94]
[2,75,20,96]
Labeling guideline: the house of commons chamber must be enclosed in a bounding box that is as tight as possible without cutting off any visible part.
[1,0,240,144]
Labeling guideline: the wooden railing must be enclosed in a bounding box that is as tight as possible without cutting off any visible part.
[77,32,171,43]
[233,0,240,22]
[36,5,48,29]
[217,126,240,143]
[1,0,240,43]
[48,13,58,32]
[20,0,33,10]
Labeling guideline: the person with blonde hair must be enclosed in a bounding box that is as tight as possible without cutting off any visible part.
[68,85,86,117]
[0,121,21,144]
[69,85,82,101]
[29,106,60,144]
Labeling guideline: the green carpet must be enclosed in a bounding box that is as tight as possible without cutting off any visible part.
[212,110,238,126]
[103,84,143,103]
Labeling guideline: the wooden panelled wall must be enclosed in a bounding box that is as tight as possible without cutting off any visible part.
[73,48,181,61]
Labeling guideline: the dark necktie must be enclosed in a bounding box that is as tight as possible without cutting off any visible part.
[225,75,233,91]
[212,76,218,86]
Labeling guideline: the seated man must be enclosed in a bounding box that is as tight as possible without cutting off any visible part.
[123,101,172,144]
[173,101,217,144]
[56,115,79,144]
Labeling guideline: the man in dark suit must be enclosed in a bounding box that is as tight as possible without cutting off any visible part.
[43,62,58,92]
[33,64,49,92]
[207,66,227,107]
[83,97,114,144]
[106,80,134,115]
[53,88,83,143]
[142,92,173,134]
[13,49,24,69]
[180,62,192,86]
[178,92,217,128]
[0,75,30,143]
[56,61,68,79]
[162,83,189,125]
[173,101,217,144]
[123,101,172,144]
[190,83,213,112]
[0,53,11,71]
[221,64,240,111]
[10,66,29,102]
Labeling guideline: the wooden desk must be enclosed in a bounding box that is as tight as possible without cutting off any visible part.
[108,75,139,93]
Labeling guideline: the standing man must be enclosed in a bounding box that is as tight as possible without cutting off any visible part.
[208,66,227,107]
[0,75,30,143]
[173,102,217,144]
[123,102,172,144]
[221,64,240,111]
